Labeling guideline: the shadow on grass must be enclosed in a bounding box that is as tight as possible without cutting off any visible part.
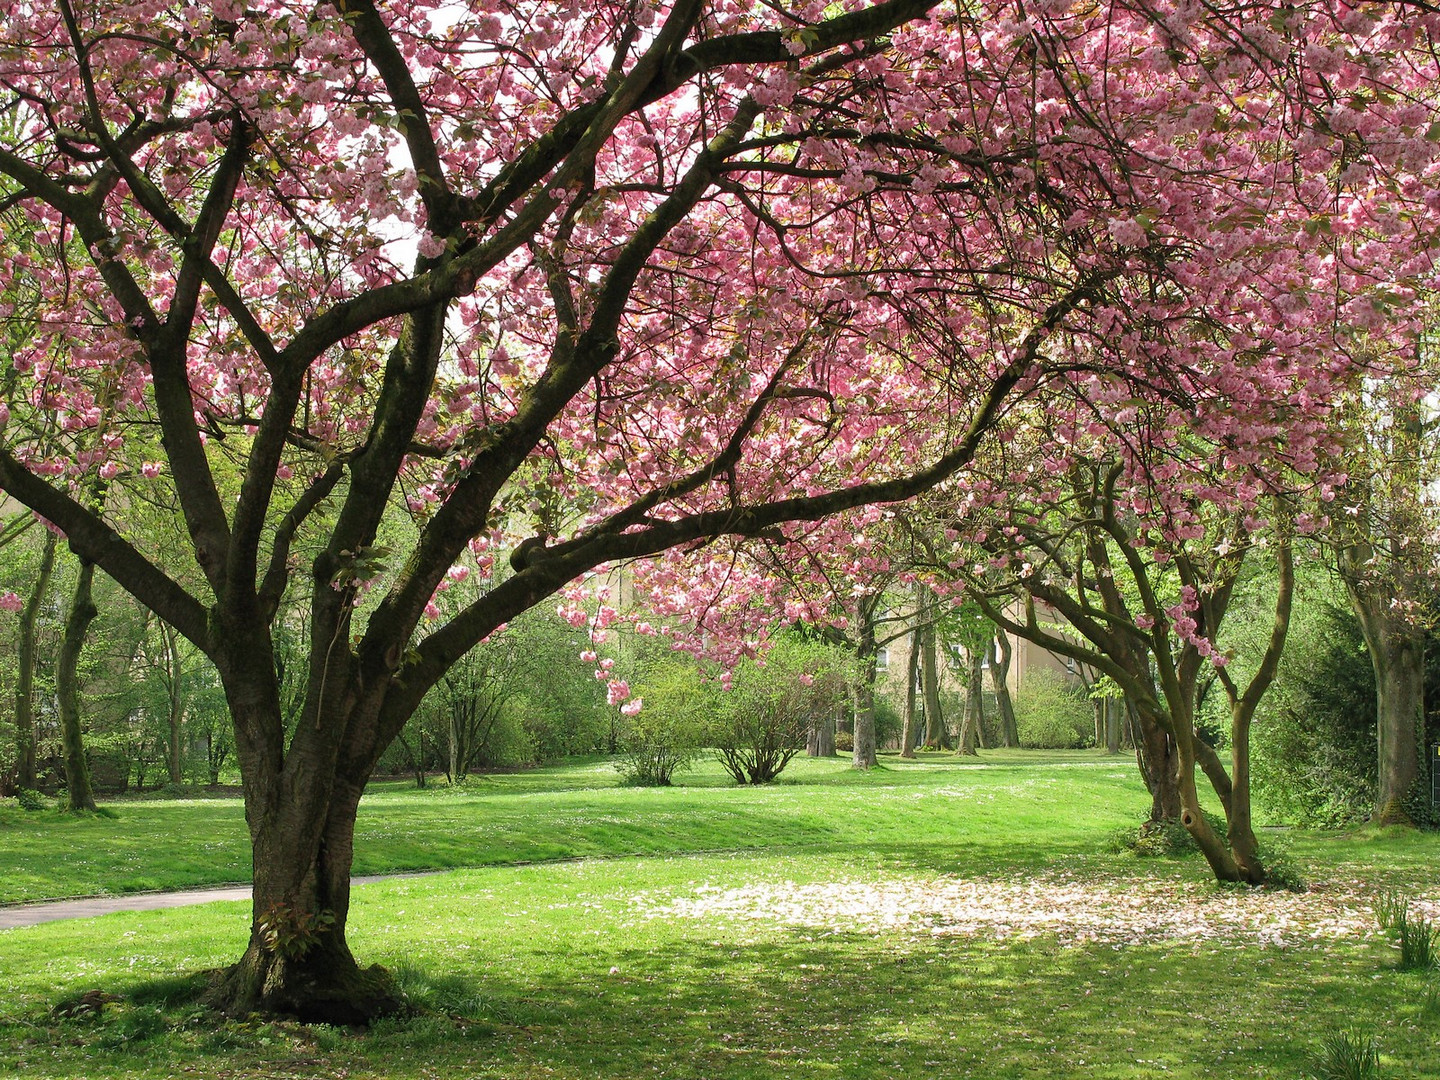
[14,923,1419,1080]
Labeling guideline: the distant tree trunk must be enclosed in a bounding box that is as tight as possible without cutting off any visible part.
[15,532,58,792]
[957,646,982,755]
[990,632,1019,747]
[899,629,920,759]
[807,715,836,757]
[920,621,947,749]
[1105,697,1122,754]
[162,623,187,786]
[57,560,99,813]
[851,594,881,769]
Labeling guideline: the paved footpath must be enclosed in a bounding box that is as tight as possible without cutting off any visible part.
[0,875,398,930]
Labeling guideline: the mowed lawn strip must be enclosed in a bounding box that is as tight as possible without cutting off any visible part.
[0,751,1151,904]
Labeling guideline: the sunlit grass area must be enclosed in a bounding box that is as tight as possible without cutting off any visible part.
[3,750,1439,1078]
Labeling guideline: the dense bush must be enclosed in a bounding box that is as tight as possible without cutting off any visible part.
[1013,670,1092,749]
[1251,603,1379,826]
[709,636,851,784]
[616,663,705,786]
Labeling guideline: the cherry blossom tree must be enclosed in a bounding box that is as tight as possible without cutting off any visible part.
[0,0,1437,1020]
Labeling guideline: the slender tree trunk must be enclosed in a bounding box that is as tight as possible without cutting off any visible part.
[920,621,946,749]
[164,623,186,786]
[57,561,98,813]
[851,596,880,769]
[957,646,981,755]
[14,532,58,791]
[899,629,920,759]
[990,632,1019,747]
[1105,698,1121,754]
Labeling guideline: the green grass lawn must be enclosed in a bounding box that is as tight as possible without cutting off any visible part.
[3,750,1439,1079]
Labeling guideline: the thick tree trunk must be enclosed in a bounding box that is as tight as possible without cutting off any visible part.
[57,560,98,813]
[1133,704,1181,823]
[1343,592,1426,825]
[212,780,405,1023]
[899,630,920,759]
[920,622,946,749]
[852,663,879,769]
[14,532,58,791]
[990,632,1019,747]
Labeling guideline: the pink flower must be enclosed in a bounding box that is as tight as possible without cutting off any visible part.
[0,591,23,613]
[99,462,119,480]
[141,462,163,479]
[579,649,598,663]
[424,601,440,620]
[606,679,631,705]
[620,698,643,717]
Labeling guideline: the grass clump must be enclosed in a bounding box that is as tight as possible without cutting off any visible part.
[1397,911,1439,972]
[1306,1030,1383,1080]
[1374,889,1409,932]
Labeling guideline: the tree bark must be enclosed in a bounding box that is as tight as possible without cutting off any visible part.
[807,715,836,757]
[14,532,58,792]
[1104,697,1122,754]
[162,623,187,786]
[57,560,99,813]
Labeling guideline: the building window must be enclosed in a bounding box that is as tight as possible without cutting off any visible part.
[875,647,888,671]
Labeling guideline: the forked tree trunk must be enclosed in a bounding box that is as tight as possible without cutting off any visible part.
[990,632,1019,747]
[57,560,99,813]
[14,532,58,791]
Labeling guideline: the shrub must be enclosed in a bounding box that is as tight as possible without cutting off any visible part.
[15,788,49,811]
[615,663,706,786]
[1013,670,1092,749]
[709,636,850,784]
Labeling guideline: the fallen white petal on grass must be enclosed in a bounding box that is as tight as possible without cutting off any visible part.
[629,873,1440,948]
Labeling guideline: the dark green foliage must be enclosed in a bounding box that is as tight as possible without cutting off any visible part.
[1253,604,1378,826]
[1306,1031,1383,1080]
[14,787,49,811]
